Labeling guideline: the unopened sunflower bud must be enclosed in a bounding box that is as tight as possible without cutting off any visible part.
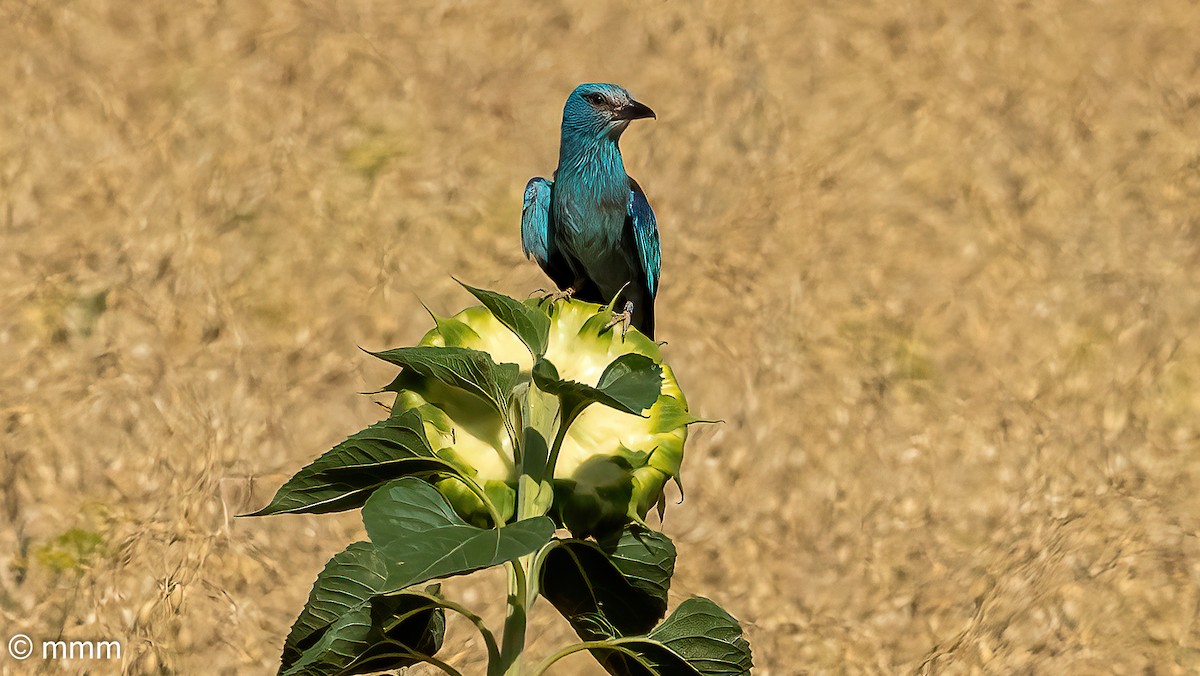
[391,296,690,536]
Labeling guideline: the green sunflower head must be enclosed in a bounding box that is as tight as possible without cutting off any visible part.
[387,294,691,537]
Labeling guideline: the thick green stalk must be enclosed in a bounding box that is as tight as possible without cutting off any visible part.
[499,370,573,674]
[499,408,537,676]
[499,560,530,675]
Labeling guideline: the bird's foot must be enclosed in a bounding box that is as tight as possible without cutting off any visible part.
[546,287,575,303]
[604,301,634,337]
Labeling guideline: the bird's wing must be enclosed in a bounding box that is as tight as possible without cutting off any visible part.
[521,177,554,266]
[522,176,581,293]
[626,178,661,298]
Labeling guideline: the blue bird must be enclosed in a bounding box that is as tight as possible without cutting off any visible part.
[521,83,661,338]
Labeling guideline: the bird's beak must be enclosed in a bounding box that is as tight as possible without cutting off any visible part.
[613,100,656,121]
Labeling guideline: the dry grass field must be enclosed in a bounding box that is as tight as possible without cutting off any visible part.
[3,1,1200,673]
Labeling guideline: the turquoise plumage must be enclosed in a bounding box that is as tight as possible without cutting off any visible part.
[521,83,661,337]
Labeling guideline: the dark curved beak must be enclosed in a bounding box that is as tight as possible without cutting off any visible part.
[613,100,656,121]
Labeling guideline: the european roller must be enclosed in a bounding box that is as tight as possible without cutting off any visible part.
[521,83,661,338]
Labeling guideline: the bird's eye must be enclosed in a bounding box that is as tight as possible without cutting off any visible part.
[583,92,606,106]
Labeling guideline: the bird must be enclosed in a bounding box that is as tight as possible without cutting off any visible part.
[521,83,661,338]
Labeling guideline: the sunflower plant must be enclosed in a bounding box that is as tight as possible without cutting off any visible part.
[249,283,752,676]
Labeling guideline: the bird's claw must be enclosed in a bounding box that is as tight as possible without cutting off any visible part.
[605,301,634,337]
[540,287,575,304]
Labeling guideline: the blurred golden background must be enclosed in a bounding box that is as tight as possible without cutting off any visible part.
[3,1,1200,673]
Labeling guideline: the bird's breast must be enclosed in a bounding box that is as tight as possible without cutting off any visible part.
[552,176,627,249]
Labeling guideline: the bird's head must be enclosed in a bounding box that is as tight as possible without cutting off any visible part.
[562,83,655,142]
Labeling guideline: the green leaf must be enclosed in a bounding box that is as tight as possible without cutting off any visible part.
[279,543,445,675]
[458,281,550,357]
[370,588,447,664]
[540,526,676,639]
[599,527,676,618]
[248,410,455,516]
[372,345,520,416]
[283,607,376,676]
[585,597,753,676]
[594,354,665,413]
[362,478,555,591]
[533,354,662,418]
[281,542,384,668]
